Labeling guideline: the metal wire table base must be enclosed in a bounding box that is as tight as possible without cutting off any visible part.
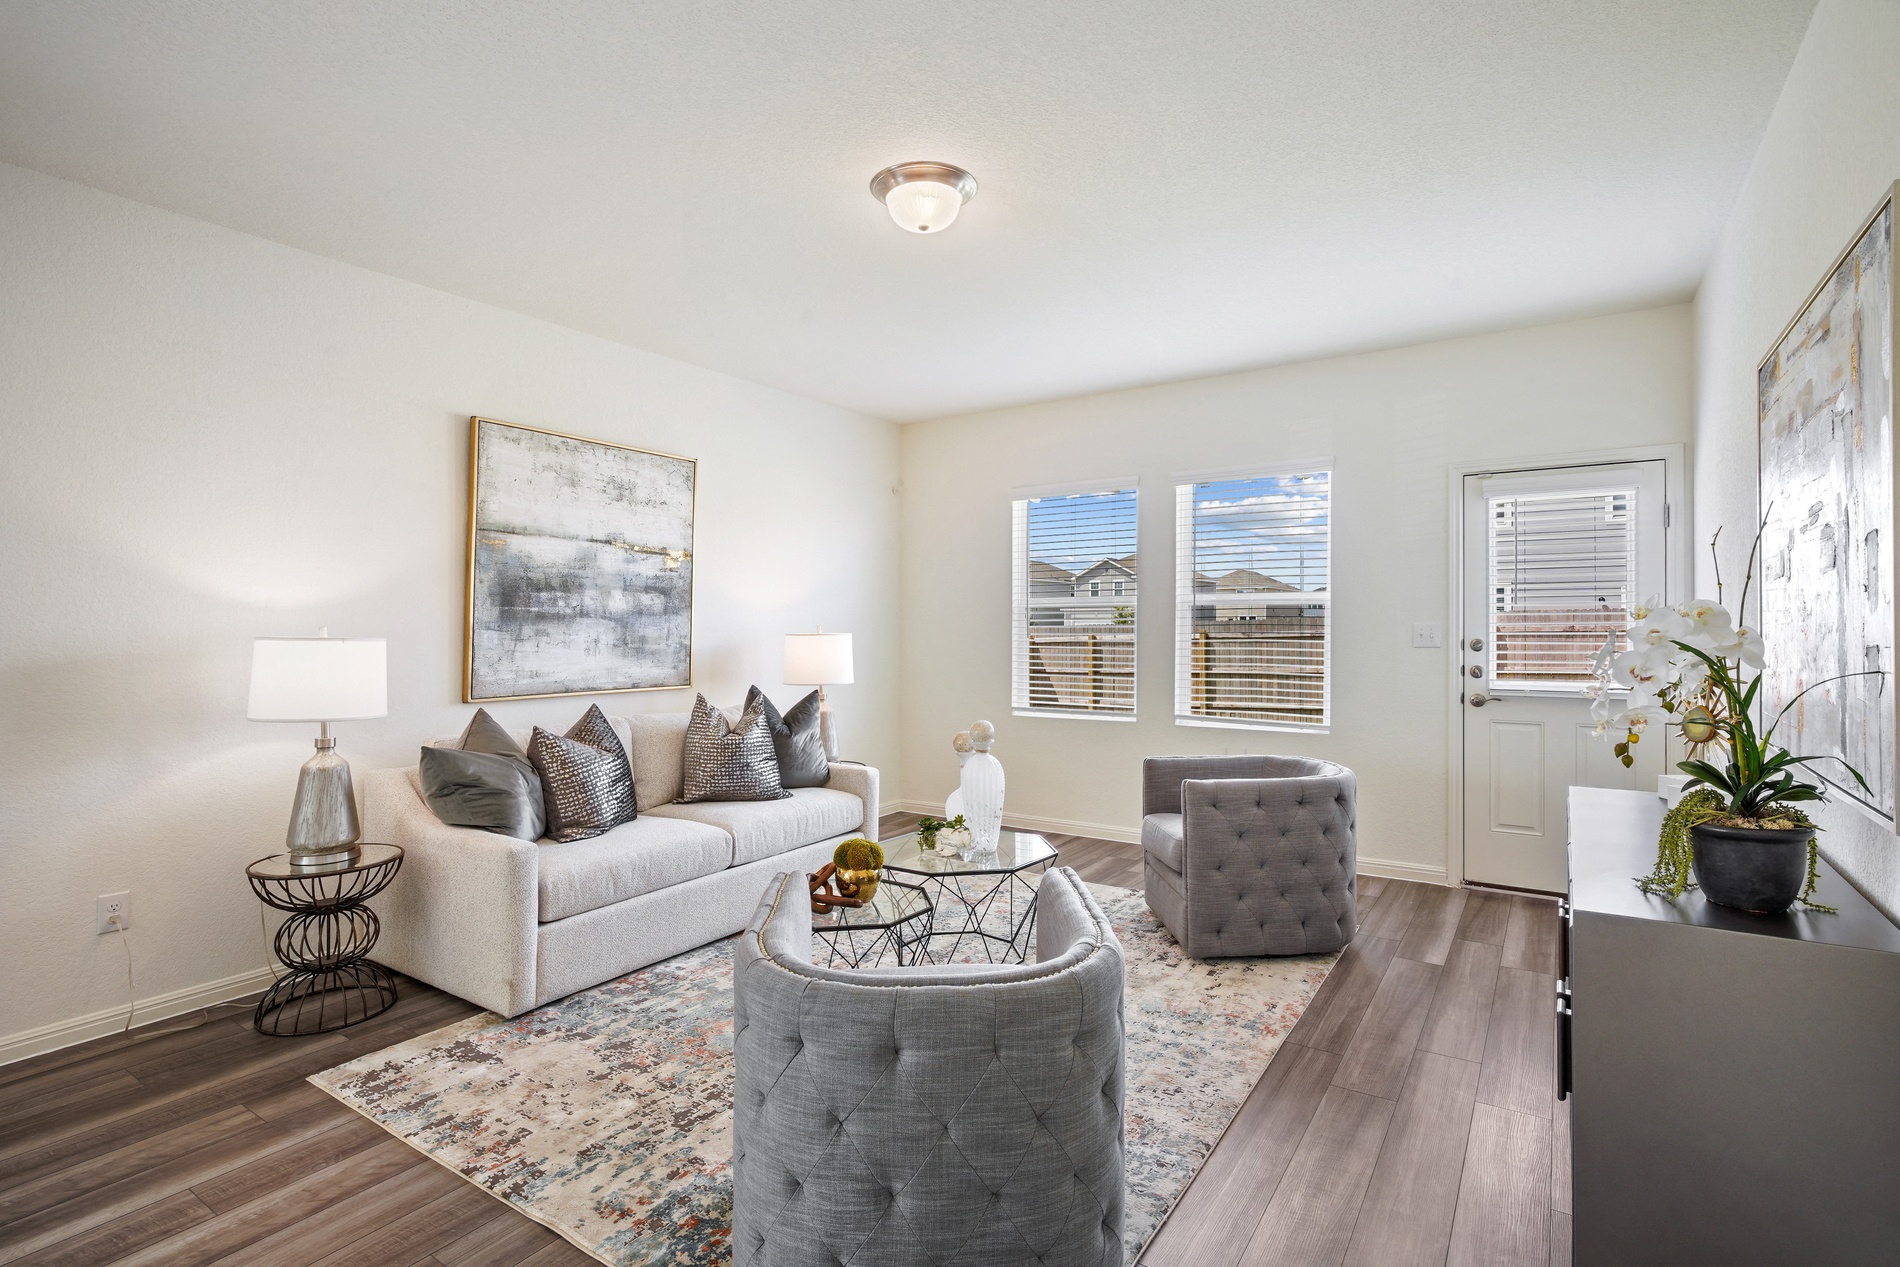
[254,961,400,1036]
[247,845,403,1037]
[913,864,1049,965]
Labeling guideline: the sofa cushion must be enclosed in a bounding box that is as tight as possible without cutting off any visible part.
[1142,813,1185,872]
[623,712,691,811]
[536,815,733,922]
[647,786,863,867]
[679,693,789,803]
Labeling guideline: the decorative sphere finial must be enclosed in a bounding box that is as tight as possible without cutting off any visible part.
[952,730,974,753]
[969,720,995,751]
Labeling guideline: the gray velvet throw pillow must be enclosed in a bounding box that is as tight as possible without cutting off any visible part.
[418,708,547,841]
[528,704,638,842]
[679,693,790,802]
[751,686,829,789]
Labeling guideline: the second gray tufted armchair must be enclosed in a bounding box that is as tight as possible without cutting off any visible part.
[1140,754,1357,958]
[732,865,1127,1267]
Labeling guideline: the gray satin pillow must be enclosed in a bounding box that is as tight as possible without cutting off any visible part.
[529,704,638,842]
[679,693,790,802]
[418,708,547,840]
[752,686,829,789]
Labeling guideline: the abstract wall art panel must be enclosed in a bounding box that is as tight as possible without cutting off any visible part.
[465,417,695,701]
[1758,186,1899,821]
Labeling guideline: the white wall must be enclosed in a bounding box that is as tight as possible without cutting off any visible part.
[0,162,901,1058]
[1695,0,1900,917]
[901,305,1694,877]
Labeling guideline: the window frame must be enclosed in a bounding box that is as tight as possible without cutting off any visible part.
[1172,461,1334,734]
[1010,479,1142,723]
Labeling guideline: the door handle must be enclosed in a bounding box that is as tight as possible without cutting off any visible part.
[1469,692,1491,707]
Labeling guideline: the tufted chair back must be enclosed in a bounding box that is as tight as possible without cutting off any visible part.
[1141,754,1357,958]
[732,866,1126,1267]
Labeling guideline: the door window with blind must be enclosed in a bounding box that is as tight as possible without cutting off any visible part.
[1480,462,1666,693]
[1011,485,1139,718]
[1174,469,1331,730]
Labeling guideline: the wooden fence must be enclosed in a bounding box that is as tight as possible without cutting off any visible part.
[1187,617,1326,725]
[1492,607,1626,683]
[1024,626,1136,712]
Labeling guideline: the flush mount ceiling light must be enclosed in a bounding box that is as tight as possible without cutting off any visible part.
[869,161,977,234]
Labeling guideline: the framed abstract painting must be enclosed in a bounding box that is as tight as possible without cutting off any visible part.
[1757,183,1900,822]
[464,417,696,701]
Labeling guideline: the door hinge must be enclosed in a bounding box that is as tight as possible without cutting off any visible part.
[1664,502,1672,527]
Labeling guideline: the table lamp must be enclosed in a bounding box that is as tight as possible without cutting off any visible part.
[784,630,853,761]
[248,631,387,868]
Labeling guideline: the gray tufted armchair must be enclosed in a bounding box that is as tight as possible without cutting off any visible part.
[732,866,1127,1267]
[1140,755,1357,958]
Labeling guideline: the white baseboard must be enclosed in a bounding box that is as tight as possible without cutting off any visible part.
[0,965,278,1067]
[1357,855,1451,885]
[889,800,1450,885]
[888,800,1142,845]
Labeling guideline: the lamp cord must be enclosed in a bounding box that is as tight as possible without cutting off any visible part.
[97,913,257,1049]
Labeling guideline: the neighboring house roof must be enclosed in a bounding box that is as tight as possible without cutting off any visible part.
[1028,560,1076,585]
[1074,558,1136,582]
[1215,568,1298,592]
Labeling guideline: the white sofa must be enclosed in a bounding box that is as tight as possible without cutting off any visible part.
[360,710,878,1017]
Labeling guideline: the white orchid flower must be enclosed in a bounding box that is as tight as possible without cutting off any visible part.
[1672,652,1710,694]
[1616,701,1660,735]
[1674,599,1735,651]
[1628,601,1688,649]
[1709,624,1767,669]
[1611,647,1669,692]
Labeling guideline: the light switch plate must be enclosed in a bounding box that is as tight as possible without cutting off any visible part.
[1411,622,1442,649]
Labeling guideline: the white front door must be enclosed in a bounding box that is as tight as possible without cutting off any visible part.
[1460,461,1670,892]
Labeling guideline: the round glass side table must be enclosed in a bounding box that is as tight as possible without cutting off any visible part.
[247,843,403,1036]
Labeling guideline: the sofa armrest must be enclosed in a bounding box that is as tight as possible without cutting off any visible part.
[824,762,879,837]
[360,767,541,1017]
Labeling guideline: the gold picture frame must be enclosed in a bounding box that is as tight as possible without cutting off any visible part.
[464,416,697,702]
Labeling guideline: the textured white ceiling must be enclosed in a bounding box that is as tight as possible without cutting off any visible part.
[0,1,1815,420]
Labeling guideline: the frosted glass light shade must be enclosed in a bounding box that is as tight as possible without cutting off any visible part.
[886,181,962,234]
[248,637,388,721]
[784,632,854,685]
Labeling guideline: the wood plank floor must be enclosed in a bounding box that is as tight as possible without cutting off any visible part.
[0,813,1563,1266]
[1141,873,1570,1267]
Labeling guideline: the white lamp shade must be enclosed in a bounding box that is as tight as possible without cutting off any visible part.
[885,180,963,234]
[784,632,854,686]
[248,637,388,721]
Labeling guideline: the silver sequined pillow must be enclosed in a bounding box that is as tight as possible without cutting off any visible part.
[528,704,638,842]
[678,693,790,803]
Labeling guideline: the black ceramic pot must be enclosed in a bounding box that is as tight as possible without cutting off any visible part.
[1689,822,1810,914]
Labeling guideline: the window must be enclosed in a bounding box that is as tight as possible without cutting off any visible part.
[1011,486,1138,717]
[1174,469,1330,729]
[1487,486,1635,688]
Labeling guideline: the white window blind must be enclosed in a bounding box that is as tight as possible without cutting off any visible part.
[1174,470,1330,729]
[1011,487,1138,717]
[1487,487,1635,688]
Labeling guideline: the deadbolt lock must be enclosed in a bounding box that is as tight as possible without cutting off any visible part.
[1468,637,1484,652]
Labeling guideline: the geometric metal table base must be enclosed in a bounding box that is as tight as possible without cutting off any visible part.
[247,843,404,1037]
[880,830,1059,967]
[812,878,935,970]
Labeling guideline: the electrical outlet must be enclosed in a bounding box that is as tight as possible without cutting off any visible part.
[96,892,131,935]
[1412,622,1443,649]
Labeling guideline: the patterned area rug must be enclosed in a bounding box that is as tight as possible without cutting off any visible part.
[310,885,1334,1265]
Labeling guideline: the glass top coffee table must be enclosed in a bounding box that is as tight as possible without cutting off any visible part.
[881,830,1058,964]
[811,878,933,969]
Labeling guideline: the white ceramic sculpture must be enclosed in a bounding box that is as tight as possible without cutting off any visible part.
[943,730,973,822]
[958,720,1004,854]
